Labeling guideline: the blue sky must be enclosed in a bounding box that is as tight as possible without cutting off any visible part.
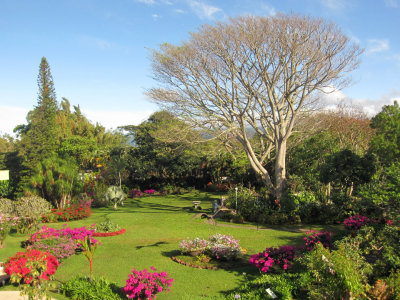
[0,0,399,135]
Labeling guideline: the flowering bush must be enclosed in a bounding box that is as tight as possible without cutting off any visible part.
[123,266,173,300]
[179,238,208,254]
[303,230,333,251]
[42,197,93,223]
[343,214,370,230]
[3,249,59,300]
[28,235,76,261]
[249,245,297,273]
[29,225,97,249]
[144,189,156,195]
[129,189,143,198]
[3,249,59,283]
[207,234,241,261]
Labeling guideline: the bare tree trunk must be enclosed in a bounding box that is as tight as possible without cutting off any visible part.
[274,140,287,202]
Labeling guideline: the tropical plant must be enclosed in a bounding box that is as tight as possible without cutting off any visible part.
[79,235,98,281]
[104,185,127,210]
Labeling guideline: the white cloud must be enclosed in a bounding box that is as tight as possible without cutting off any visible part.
[319,88,400,117]
[318,0,348,10]
[152,14,160,20]
[385,0,400,7]
[84,109,154,130]
[366,39,390,54]
[0,106,29,135]
[175,8,185,13]
[187,0,223,19]
[136,0,155,5]
[260,3,276,16]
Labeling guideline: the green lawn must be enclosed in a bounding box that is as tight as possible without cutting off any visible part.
[0,192,333,299]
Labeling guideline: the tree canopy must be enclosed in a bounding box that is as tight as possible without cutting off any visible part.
[148,14,363,199]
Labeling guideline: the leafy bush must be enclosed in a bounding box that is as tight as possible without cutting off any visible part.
[226,273,305,300]
[61,276,124,300]
[95,218,121,233]
[13,196,52,233]
[14,196,52,218]
[0,198,14,215]
[249,245,297,273]
[0,213,18,246]
[302,243,372,299]
[28,235,76,261]
[123,266,173,300]
[207,234,241,261]
[42,196,92,222]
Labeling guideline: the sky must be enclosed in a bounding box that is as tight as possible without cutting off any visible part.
[0,0,399,135]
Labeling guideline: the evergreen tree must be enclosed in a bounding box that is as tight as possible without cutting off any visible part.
[14,57,60,191]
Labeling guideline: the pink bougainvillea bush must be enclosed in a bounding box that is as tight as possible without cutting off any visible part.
[144,189,156,195]
[28,235,76,261]
[29,225,98,250]
[303,230,333,251]
[249,245,297,273]
[343,214,370,230]
[123,266,173,300]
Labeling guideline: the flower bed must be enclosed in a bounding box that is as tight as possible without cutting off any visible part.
[42,198,93,223]
[343,214,370,230]
[93,228,126,237]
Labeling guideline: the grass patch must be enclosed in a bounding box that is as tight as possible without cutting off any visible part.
[0,192,328,299]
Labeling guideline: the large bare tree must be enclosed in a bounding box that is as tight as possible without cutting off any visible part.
[147,14,363,200]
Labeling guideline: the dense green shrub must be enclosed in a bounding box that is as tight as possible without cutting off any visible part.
[61,276,124,300]
[302,243,372,299]
[14,196,52,218]
[0,198,14,215]
[0,180,10,198]
[226,273,306,300]
[13,196,52,233]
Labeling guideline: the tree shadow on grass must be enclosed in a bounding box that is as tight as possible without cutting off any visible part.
[136,241,168,250]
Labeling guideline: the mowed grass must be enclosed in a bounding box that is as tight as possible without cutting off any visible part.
[0,192,323,299]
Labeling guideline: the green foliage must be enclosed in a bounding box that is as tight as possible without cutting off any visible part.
[0,197,14,215]
[30,155,79,209]
[319,149,375,194]
[13,195,52,233]
[359,162,400,222]
[104,185,127,210]
[79,235,98,280]
[226,273,305,300]
[302,243,372,299]
[369,100,400,166]
[61,276,124,300]
[95,218,121,233]
[0,180,10,198]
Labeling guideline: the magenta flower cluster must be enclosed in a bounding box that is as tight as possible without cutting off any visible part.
[249,245,297,273]
[303,230,333,251]
[129,189,144,198]
[144,189,156,195]
[29,225,98,249]
[343,214,370,230]
[123,266,173,300]
[28,235,76,261]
